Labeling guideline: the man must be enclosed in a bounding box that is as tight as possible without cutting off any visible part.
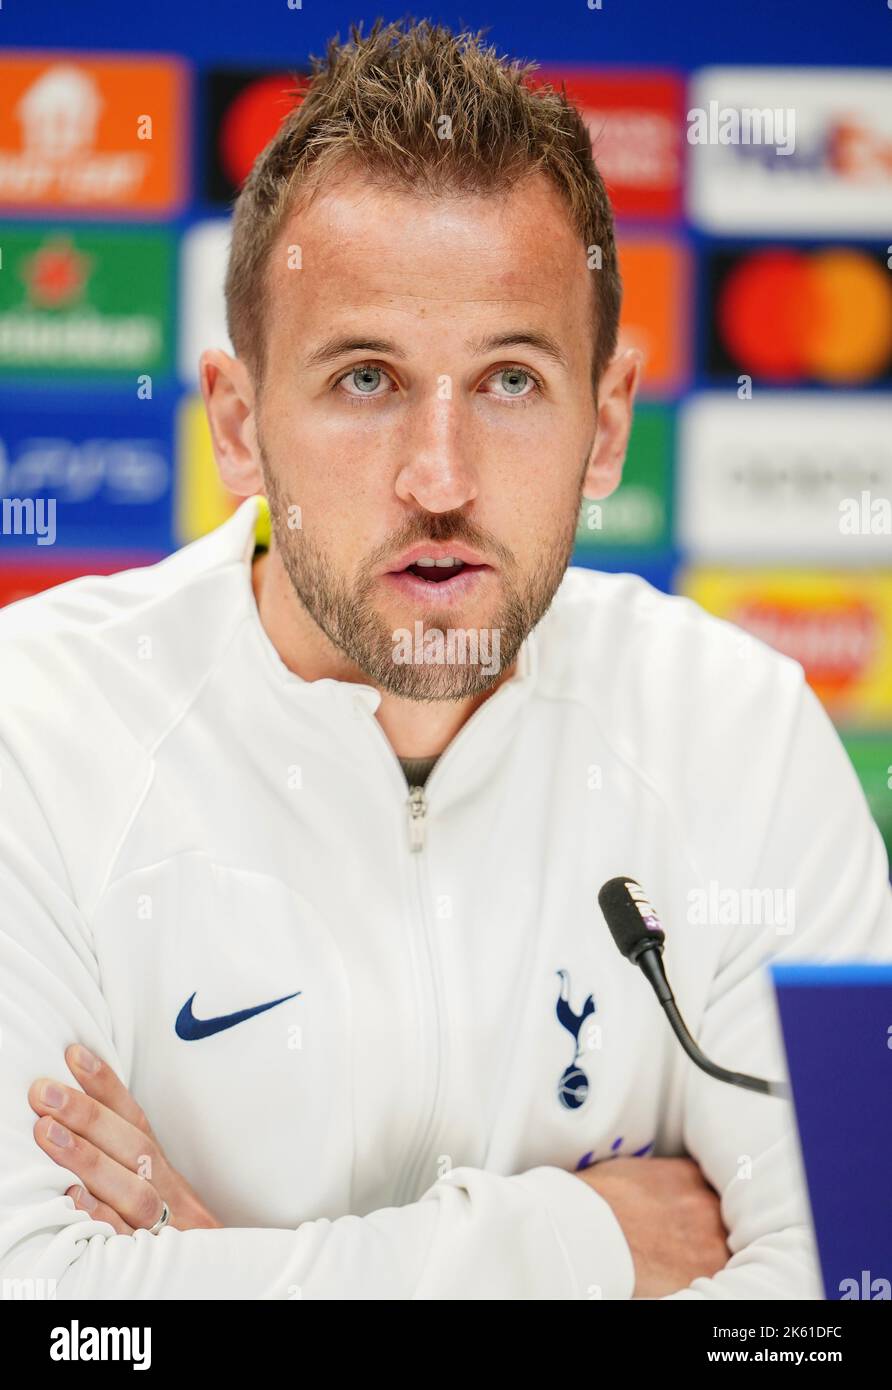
[1,18,890,1301]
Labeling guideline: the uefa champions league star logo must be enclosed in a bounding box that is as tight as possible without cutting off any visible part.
[555,969,596,1110]
[575,1135,656,1170]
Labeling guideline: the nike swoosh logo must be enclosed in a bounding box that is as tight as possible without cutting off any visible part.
[175,990,302,1041]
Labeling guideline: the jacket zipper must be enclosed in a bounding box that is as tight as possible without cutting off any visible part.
[407,786,427,852]
[352,677,527,1206]
[349,715,446,1207]
[394,784,448,1205]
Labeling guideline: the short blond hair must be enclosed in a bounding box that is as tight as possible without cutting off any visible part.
[225,16,622,392]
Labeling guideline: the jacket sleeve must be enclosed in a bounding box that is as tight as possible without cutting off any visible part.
[663,675,892,1300]
[0,737,634,1301]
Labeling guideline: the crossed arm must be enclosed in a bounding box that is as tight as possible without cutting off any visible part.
[29,1043,223,1236]
[30,1040,733,1298]
[7,678,892,1298]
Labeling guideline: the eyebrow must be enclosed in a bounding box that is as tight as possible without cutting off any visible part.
[302,329,570,372]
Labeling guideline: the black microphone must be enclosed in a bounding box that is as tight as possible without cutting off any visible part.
[598,876,791,1101]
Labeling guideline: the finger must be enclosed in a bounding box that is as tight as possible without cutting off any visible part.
[33,1115,165,1232]
[66,1184,134,1237]
[64,1045,156,1139]
[29,1077,163,1183]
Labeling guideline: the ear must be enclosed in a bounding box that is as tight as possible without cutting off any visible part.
[199,348,264,499]
[582,347,643,501]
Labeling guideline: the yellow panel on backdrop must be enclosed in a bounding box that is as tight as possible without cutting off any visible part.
[175,394,242,545]
[679,568,892,728]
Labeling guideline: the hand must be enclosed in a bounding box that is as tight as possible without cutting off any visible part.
[30,1044,224,1235]
[578,1155,729,1298]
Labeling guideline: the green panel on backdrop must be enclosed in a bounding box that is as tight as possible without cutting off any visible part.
[841,732,892,864]
[574,405,672,557]
[0,226,173,378]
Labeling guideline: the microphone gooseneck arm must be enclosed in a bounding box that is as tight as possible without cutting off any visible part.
[636,947,791,1101]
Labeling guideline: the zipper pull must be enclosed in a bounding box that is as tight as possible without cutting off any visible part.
[407,785,427,853]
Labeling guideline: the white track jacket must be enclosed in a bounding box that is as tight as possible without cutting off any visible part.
[1,495,890,1301]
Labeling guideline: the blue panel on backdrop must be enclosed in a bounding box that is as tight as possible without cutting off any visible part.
[1,0,888,68]
[0,391,175,553]
[570,552,678,595]
[771,962,892,1300]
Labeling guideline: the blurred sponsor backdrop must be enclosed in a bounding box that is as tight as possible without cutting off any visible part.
[0,2,890,861]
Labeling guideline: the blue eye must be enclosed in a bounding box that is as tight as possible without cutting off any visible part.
[484,365,544,406]
[334,362,543,406]
[493,367,537,398]
[338,365,389,398]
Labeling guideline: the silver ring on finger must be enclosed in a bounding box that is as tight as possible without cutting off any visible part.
[146,1198,171,1235]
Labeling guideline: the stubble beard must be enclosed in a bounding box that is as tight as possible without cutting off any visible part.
[260,450,587,702]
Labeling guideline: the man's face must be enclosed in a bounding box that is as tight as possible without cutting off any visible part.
[254,166,603,700]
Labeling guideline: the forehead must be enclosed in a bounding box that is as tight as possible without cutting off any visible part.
[265,166,594,346]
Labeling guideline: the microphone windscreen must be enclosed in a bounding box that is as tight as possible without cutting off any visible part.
[598,876,666,959]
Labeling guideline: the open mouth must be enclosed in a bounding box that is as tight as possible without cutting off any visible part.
[383,554,492,605]
[399,558,485,583]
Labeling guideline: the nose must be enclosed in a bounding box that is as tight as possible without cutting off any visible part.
[393,387,478,513]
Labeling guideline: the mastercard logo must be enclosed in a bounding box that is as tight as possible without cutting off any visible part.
[218,72,308,191]
[713,247,892,384]
[204,68,312,205]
